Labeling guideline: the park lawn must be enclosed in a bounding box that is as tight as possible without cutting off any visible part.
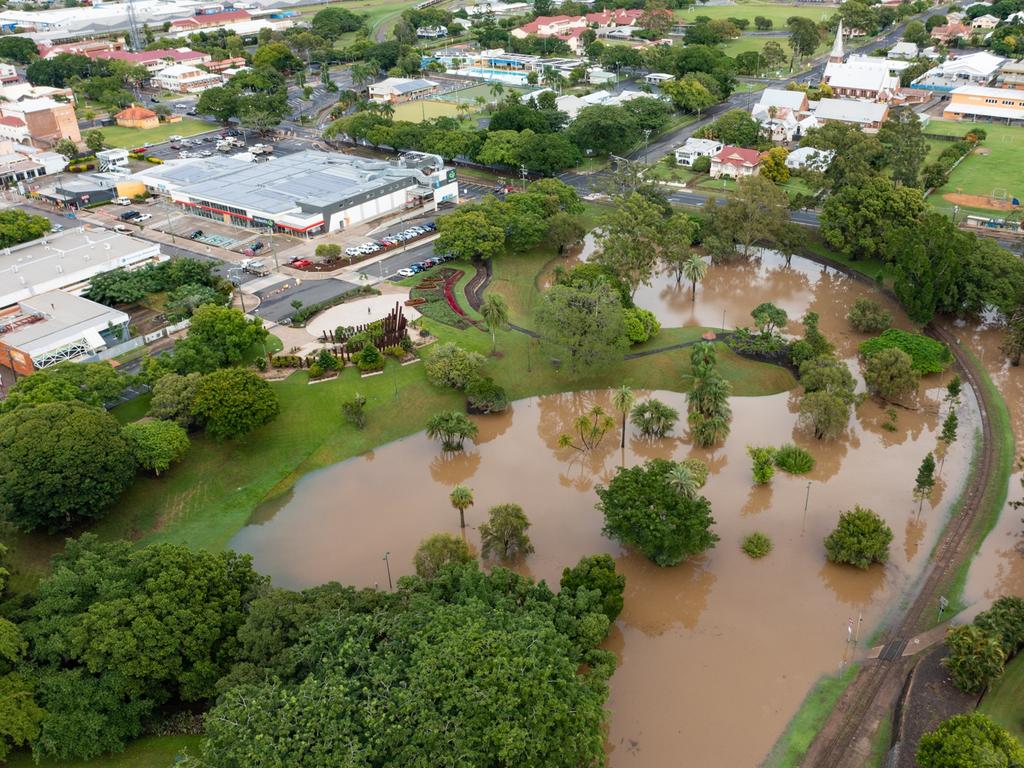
[674,1,835,27]
[979,652,1024,743]
[101,119,213,148]
[391,99,462,122]
[646,160,701,185]
[929,119,1024,200]
[719,33,829,62]
[6,736,203,768]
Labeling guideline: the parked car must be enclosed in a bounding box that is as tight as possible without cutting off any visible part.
[51,223,64,232]
[135,213,152,222]
[397,267,416,277]
[119,210,140,221]
[168,135,183,142]
[131,147,146,154]
[114,197,132,206]
[189,229,204,239]
[114,224,132,233]
[169,143,182,150]
[250,241,264,252]
[291,258,311,268]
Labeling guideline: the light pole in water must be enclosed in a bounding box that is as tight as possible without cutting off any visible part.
[802,481,811,533]
[383,551,393,590]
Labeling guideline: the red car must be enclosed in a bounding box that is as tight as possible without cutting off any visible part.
[291,259,311,268]
[131,147,146,154]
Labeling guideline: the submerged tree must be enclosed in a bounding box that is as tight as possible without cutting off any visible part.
[630,398,680,438]
[479,503,534,561]
[558,405,615,452]
[413,533,474,579]
[686,343,732,448]
[914,452,936,508]
[427,411,479,452]
[449,484,474,529]
[611,385,635,450]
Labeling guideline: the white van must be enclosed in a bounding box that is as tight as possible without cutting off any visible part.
[115,197,132,206]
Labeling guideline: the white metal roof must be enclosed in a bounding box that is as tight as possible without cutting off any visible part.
[4,290,128,356]
[758,88,807,111]
[813,98,888,124]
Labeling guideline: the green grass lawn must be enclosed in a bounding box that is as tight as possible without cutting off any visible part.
[101,119,214,148]
[674,1,835,26]
[6,735,202,768]
[980,653,1024,743]
[391,99,462,122]
[928,120,1024,202]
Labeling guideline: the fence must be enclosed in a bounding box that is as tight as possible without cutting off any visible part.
[82,336,144,363]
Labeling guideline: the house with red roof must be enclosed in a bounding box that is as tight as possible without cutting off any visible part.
[709,146,765,179]
[511,9,644,52]
[170,9,251,31]
[0,115,29,144]
[89,48,212,74]
[38,38,125,59]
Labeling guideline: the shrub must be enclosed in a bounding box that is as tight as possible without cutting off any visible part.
[623,307,661,344]
[190,368,279,440]
[692,155,711,173]
[859,329,952,374]
[630,398,679,438]
[742,532,772,559]
[424,342,485,389]
[974,595,1024,658]
[479,503,534,561]
[315,348,339,371]
[465,375,509,414]
[747,446,777,484]
[356,342,384,372]
[863,346,918,401]
[559,554,626,622]
[824,506,893,569]
[846,298,892,333]
[943,625,1005,693]
[774,444,815,474]
[917,713,1024,768]
[307,363,324,378]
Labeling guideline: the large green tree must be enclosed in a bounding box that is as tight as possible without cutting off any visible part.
[820,176,926,261]
[824,506,893,569]
[435,207,506,261]
[598,458,719,566]
[594,192,675,297]
[917,713,1024,768]
[0,208,51,248]
[878,107,927,188]
[0,402,135,532]
[534,280,628,374]
[190,368,280,440]
[701,175,794,260]
[0,361,125,412]
[568,104,640,156]
[165,305,268,375]
[798,356,858,440]
[24,536,264,761]
[121,420,190,475]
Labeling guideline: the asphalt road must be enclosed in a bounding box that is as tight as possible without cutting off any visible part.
[252,277,361,324]
[356,240,438,280]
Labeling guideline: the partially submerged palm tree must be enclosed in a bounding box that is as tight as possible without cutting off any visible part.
[681,253,709,301]
[611,385,635,450]
[449,484,474,529]
[667,462,699,500]
[630,398,680,438]
[426,411,479,452]
[558,405,615,452]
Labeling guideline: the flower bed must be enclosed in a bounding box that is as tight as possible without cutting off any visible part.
[409,268,477,329]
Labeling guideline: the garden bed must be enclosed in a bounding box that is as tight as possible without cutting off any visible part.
[408,268,479,329]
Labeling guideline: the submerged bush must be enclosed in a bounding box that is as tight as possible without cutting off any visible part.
[774,444,815,474]
[859,329,952,374]
[741,532,772,559]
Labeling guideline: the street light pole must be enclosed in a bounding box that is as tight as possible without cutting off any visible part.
[802,480,811,533]
[382,551,393,590]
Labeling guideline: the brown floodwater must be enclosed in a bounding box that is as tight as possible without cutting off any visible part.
[232,251,980,767]
[953,318,1024,610]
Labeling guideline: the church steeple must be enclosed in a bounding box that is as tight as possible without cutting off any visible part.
[829,20,845,63]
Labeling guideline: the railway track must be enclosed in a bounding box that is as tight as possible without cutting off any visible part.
[803,323,999,767]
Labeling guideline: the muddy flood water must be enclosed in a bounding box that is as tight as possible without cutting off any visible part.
[232,250,982,766]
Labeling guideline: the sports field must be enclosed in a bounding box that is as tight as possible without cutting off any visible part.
[440,83,532,104]
[928,119,1024,209]
[101,118,212,148]
[391,99,461,122]
[675,2,836,27]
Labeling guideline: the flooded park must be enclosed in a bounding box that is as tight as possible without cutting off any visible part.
[232,248,985,766]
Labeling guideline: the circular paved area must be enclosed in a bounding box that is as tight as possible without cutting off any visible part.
[304,292,420,338]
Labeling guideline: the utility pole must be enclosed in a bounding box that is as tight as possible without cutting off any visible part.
[643,128,652,165]
[382,551,393,590]
[519,164,528,192]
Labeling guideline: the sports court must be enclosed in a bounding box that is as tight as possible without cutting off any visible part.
[929,120,1023,206]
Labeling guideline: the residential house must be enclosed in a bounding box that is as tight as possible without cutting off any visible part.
[37,38,125,58]
[368,77,440,103]
[812,98,889,130]
[942,85,1024,122]
[888,41,919,59]
[152,64,224,94]
[785,146,835,171]
[511,9,642,53]
[995,59,1024,90]
[417,25,448,38]
[206,56,247,73]
[929,22,971,44]
[750,89,816,142]
[971,13,1000,29]
[756,88,809,114]
[587,68,617,84]
[911,51,1005,90]
[709,146,764,178]
[0,63,18,84]
[0,98,79,146]
[114,104,159,130]
[0,115,29,144]
[674,138,723,167]
[553,89,649,120]
[644,72,674,86]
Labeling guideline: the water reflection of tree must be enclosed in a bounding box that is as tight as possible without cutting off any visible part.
[473,406,514,445]
[857,392,940,447]
[536,391,608,452]
[741,484,773,516]
[789,420,857,484]
[629,435,684,463]
[617,551,717,636]
[904,513,926,563]
[817,560,887,606]
[429,450,482,485]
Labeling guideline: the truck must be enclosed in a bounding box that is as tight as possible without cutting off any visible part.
[250,143,274,155]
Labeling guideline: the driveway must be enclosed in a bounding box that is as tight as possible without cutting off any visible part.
[252,277,361,324]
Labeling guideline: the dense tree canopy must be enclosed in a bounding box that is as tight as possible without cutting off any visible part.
[598,458,719,566]
[534,280,628,374]
[0,362,125,412]
[917,713,1024,768]
[0,402,135,532]
[190,368,280,439]
[0,208,51,248]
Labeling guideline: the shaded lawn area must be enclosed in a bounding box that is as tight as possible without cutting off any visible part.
[101,118,213,148]
[7,227,794,581]
[6,736,203,768]
[979,652,1024,743]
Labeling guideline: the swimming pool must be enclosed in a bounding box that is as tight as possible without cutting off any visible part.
[460,67,531,85]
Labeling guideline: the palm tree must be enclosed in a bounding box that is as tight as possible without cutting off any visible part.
[351,60,379,91]
[488,81,505,104]
[449,484,474,529]
[667,462,698,500]
[426,411,479,452]
[480,294,509,354]
[456,102,471,122]
[611,385,635,450]
[681,253,708,301]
